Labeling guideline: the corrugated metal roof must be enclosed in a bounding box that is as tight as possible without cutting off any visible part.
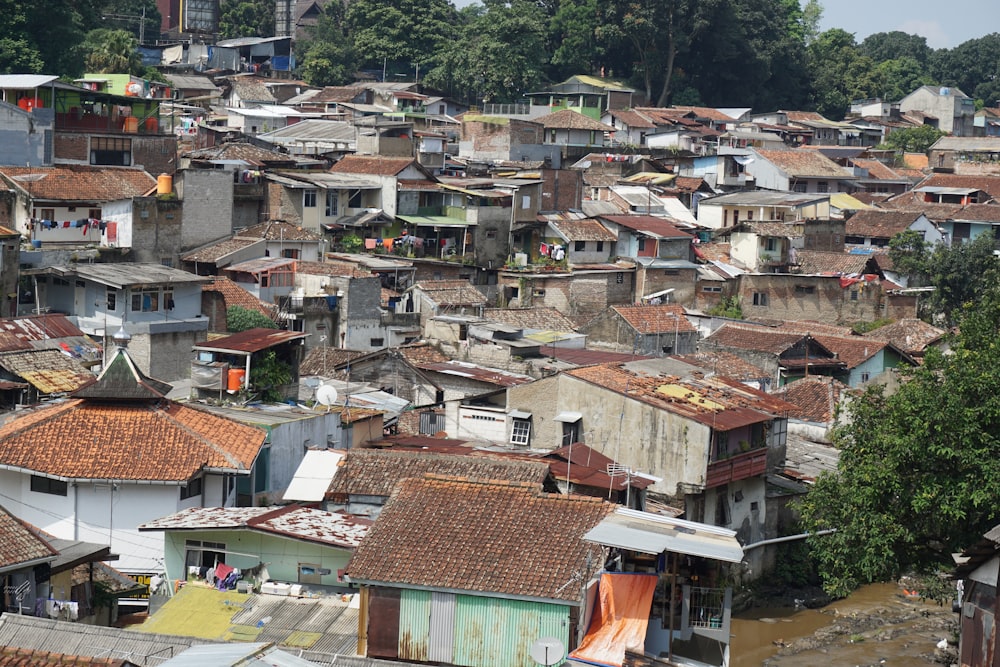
[193,328,309,354]
[0,75,59,89]
[415,361,533,387]
[283,449,344,502]
[158,643,318,667]
[584,508,744,562]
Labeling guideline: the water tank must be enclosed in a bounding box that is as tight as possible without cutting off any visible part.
[227,368,246,393]
[157,173,173,195]
[940,87,950,96]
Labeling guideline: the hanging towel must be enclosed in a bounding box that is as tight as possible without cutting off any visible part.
[364,238,377,249]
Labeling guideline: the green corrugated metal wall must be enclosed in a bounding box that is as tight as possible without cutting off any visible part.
[451,594,570,667]
[398,589,432,661]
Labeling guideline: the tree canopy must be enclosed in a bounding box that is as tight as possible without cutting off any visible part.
[227,305,277,333]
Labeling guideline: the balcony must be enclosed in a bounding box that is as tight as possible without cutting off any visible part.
[705,447,768,488]
[233,183,264,200]
[56,112,163,135]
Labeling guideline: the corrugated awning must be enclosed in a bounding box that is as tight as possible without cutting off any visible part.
[553,411,582,423]
[509,409,532,419]
[584,508,744,563]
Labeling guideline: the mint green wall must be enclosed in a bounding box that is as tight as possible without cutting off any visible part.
[162,528,352,586]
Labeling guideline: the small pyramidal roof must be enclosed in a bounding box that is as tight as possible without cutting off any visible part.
[72,327,173,401]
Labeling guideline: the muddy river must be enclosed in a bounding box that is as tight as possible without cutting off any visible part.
[730,583,958,667]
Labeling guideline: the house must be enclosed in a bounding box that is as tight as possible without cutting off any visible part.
[345,476,613,666]
[0,96,53,168]
[579,303,698,356]
[774,375,852,441]
[405,280,487,323]
[497,263,636,318]
[544,218,616,266]
[722,221,803,272]
[0,503,60,615]
[139,504,369,589]
[974,106,1000,137]
[927,136,1000,174]
[255,118,357,159]
[458,115,560,166]
[844,209,944,247]
[953,524,1000,667]
[525,75,636,119]
[0,347,94,407]
[0,165,156,245]
[322,448,551,519]
[182,220,326,277]
[199,276,277,333]
[603,109,657,147]
[899,85,976,136]
[0,334,265,579]
[863,317,948,361]
[778,324,917,387]
[748,148,857,194]
[695,191,830,230]
[699,322,845,387]
[26,263,209,381]
[537,109,616,153]
[848,158,914,195]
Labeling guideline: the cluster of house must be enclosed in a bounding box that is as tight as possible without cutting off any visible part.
[0,59,999,667]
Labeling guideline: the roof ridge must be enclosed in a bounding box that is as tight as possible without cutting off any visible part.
[159,403,259,472]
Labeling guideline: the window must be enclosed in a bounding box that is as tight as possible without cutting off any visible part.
[325,191,338,217]
[702,286,723,293]
[746,210,754,220]
[90,137,132,166]
[131,287,160,312]
[510,418,531,446]
[860,372,870,383]
[30,475,67,496]
[795,285,815,295]
[817,181,829,193]
[40,208,54,221]
[792,182,807,193]
[282,248,300,259]
[303,189,317,207]
[664,269,679,276]
[714,487,730,525]
[185,539,226,569]
[163,288,174,311]
[88,209,101,219]
[752,292,769,306]
[485,229,497,239]
[723,210,729,227]
[370,337,385,347]
[765,238,777,252]
[637,238,646,251]
[349,190,362,208]
[106,288,117,310]
[597,241,604,252]
[532,288,546,297]
[574,241,586,252]
[850,289,859,301]
[549,129,557,143]
[180,477,202,500]
[522,195,531,209]
[953,222,971,241]
[561,421,580,447]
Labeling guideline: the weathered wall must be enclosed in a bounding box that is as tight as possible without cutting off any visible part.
[737,274,885,325]
[503,270,634,318]
[0,103,51,167]
[178,169,235,250]
[132,135,179,176]
[130,197,183,264]
[128,328,206,382]
[636,266,698,307]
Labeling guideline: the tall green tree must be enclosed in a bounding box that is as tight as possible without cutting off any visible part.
[219,0,275,39]
[548,0,604,81]
[923,233,1000,325]
[298,3,357,86]
[346,0,457,71]
[930,33,1000,107]
[425,0,547,104]
[807,28,863,118]
[859,31,932,65]
[0,0,44,73]
[799,280,1000,597]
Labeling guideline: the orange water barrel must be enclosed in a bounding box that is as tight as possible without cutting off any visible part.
[144,117,158,133]
[123,116,138,133]
[227,368,246,392]
[157,173,173,195]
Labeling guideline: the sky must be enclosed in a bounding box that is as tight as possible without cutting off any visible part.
[816,0,997,49]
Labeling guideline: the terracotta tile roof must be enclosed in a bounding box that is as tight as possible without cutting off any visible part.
[327,448,550,498]
[0,505,56,570]
[567,363,797,429]
[0,166,155,203]
[598,215,693,239]
[704,323,809,355]
[754,148,852,179]
[845,209,925,239]
[0,399,264,481]
[397,342,450,365]
[537,109,616,131]
[851,158,907,181]
[773,320,855,337]
[915,173,1000,199]
[235,220,324,241]
[296,260,372,278]
[180,237,260,263]
[810,335,887,368]
[412,280,487,307]
[670,105,734,122]
[876,194,964,220]
[345,476,610,601]
[539,346,650,365]
[612,304,696,334]
[694,242,732,263]
[202,277,277,321]
[902,152,929,170]
[864,318,946,356]
[227,77,278,104]
[183,142,300,165]
[549,218,616,242]
[949,203,1000,222]
[300,347,366,376]
[784,110,827,122]
[775,376,850,423]
[0,647,131,667]
[312,85,366,103]
[0,350,93,394]
[795,249,871,274]
[673,176,707,192]
[608,109,656,129]
[673,350,767,382]
[328,156,415,176]
[483,307,577,331]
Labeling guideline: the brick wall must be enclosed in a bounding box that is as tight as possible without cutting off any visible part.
[540,168,582,212]
[53,134,88,162]
[802,219,846,251]
[638,266,698,307]
[738,274,885,325]
[132,135,178,176]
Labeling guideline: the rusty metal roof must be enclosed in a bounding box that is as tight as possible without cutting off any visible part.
[0,349,94,394]
[193,328,308,354]
[414,360,534,387]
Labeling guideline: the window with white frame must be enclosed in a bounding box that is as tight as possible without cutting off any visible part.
[325,190,338,217]
[510,418,531,446]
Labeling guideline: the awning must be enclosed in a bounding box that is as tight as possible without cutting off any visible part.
[584,507,744,563]
[509,409,532,419]
[554,411,582,423]
[732,155,755,166]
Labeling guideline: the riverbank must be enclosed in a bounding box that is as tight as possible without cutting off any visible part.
[731,583,958,667]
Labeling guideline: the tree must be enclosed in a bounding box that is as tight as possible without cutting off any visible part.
[548,0,604,81]
[83,28,142,74]
[227,305,277,333]
[800,0,822,45]
[299,4,357,86]
[923,233,1000,325]
[249,349,292,402]
[887,229,930,286]
[425,0,548,104]
[98,0,162,43]
[799,282,1000,597]
[346,0,457,71]
[0,0,43,74]
[859,31,932,66]
[807,28,862,119]
[880,124,945,154]
[929,33,1000,107]
[219,0,275,39]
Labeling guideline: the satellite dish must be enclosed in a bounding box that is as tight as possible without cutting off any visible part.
[315,384,339,407]
[529,637,565,666]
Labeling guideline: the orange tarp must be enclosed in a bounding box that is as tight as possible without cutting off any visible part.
[569,572,658,667]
